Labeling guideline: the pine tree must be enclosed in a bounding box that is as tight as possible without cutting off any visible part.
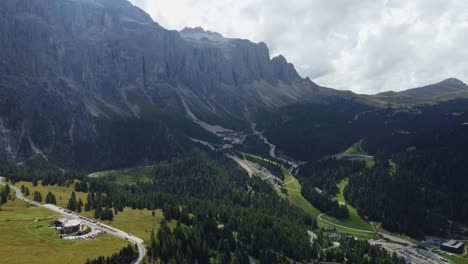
[94,204,102,219]
[4,184,10,196]
[108,209,113,221]
[33,191,42,202]
[0,188,6,204]
[67,192,78,211]
[46,191,53,204]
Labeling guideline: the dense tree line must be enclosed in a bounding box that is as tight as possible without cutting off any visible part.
[0,147,424,262]
[234,134,272,158]
[301,187,349,219]
[81,152,316,261]
[243,154,284,179]
[323,237,406,264]
[258,99,468,237]
[75,180,88,192]
[76,150,409,262]
[85,244,138,264]
[296,158,364,217]
[74,118,196,171]
[298,158,365,195]
[255,99,371,161]
[67,192,83,213]
[0,163,83,186]
[346,153,468,237]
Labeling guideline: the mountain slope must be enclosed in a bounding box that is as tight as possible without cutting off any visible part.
[0,0,465,171]
[0,0,332,168]
[367,78,468,106]
[401,78,468,97]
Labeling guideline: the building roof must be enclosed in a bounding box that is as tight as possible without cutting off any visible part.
[57,218,68,223]
[442,240,464,249]
[64,219,81,228]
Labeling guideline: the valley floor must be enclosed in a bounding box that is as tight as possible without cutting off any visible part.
[0,177,146,264]
[0,198,128,264]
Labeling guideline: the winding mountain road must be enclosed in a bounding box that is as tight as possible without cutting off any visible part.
[0,176,146,264]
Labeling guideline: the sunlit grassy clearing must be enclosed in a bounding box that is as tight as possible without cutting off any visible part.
[0,198,128,264]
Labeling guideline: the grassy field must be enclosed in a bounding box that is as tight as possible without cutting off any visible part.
[341,140,367,155]
[242,152,322,217]
[10,179,172,245]
[86,208,176,243]
[92,167,153,185]
[336,178,348,204]
[13,181,88,209]
[318,221,376,238]
[320,207,375,237]
[241,152,282,167]
[439,252,468,264]
[282,166,321,217]
[10,178,169,244]
[365,158,376,168]
[318,178,376,238]
[0,197,57,220]
[335,140,375,168]
[0,198,129,264]
[236,151,378,238]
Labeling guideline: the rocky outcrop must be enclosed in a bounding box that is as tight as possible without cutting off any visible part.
[0,0,329,166]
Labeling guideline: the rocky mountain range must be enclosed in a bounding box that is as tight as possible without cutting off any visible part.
[0,0,466,169]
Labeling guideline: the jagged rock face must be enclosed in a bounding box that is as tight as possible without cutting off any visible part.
[0,0,323,165]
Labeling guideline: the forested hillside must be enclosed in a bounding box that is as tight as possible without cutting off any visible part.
[258,99,468,237]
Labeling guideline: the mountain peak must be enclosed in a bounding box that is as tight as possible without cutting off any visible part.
[401,77,468,97]
[180,27,223,37]
[438,78,467,88]
[179,27,226,43]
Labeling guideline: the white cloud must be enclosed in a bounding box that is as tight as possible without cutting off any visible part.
[129,0,468,94]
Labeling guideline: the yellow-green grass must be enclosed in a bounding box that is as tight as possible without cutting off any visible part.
[318,221,376,238]
[87,208,176,243]
[389,160,397,175]
[320,207,374,233]
[92,167,153,185]
[241,152,321,217]
[336,178,348,204]
[282,167,321,217]
[365,158,376,168]
[13,181,88,208]
[0,199,128,264]
[242,151,376,238]
[438,252,468,264]
[335,140,375,168]
[12,181,173,244]
[0,198,56,220]
[342,140,366,155]
[241,152,281,167]
[318,178,375,238]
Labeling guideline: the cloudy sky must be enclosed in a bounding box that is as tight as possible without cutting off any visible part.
[129,0,468,94]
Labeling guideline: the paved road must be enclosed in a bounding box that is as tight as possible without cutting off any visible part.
[0,176,146,264]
